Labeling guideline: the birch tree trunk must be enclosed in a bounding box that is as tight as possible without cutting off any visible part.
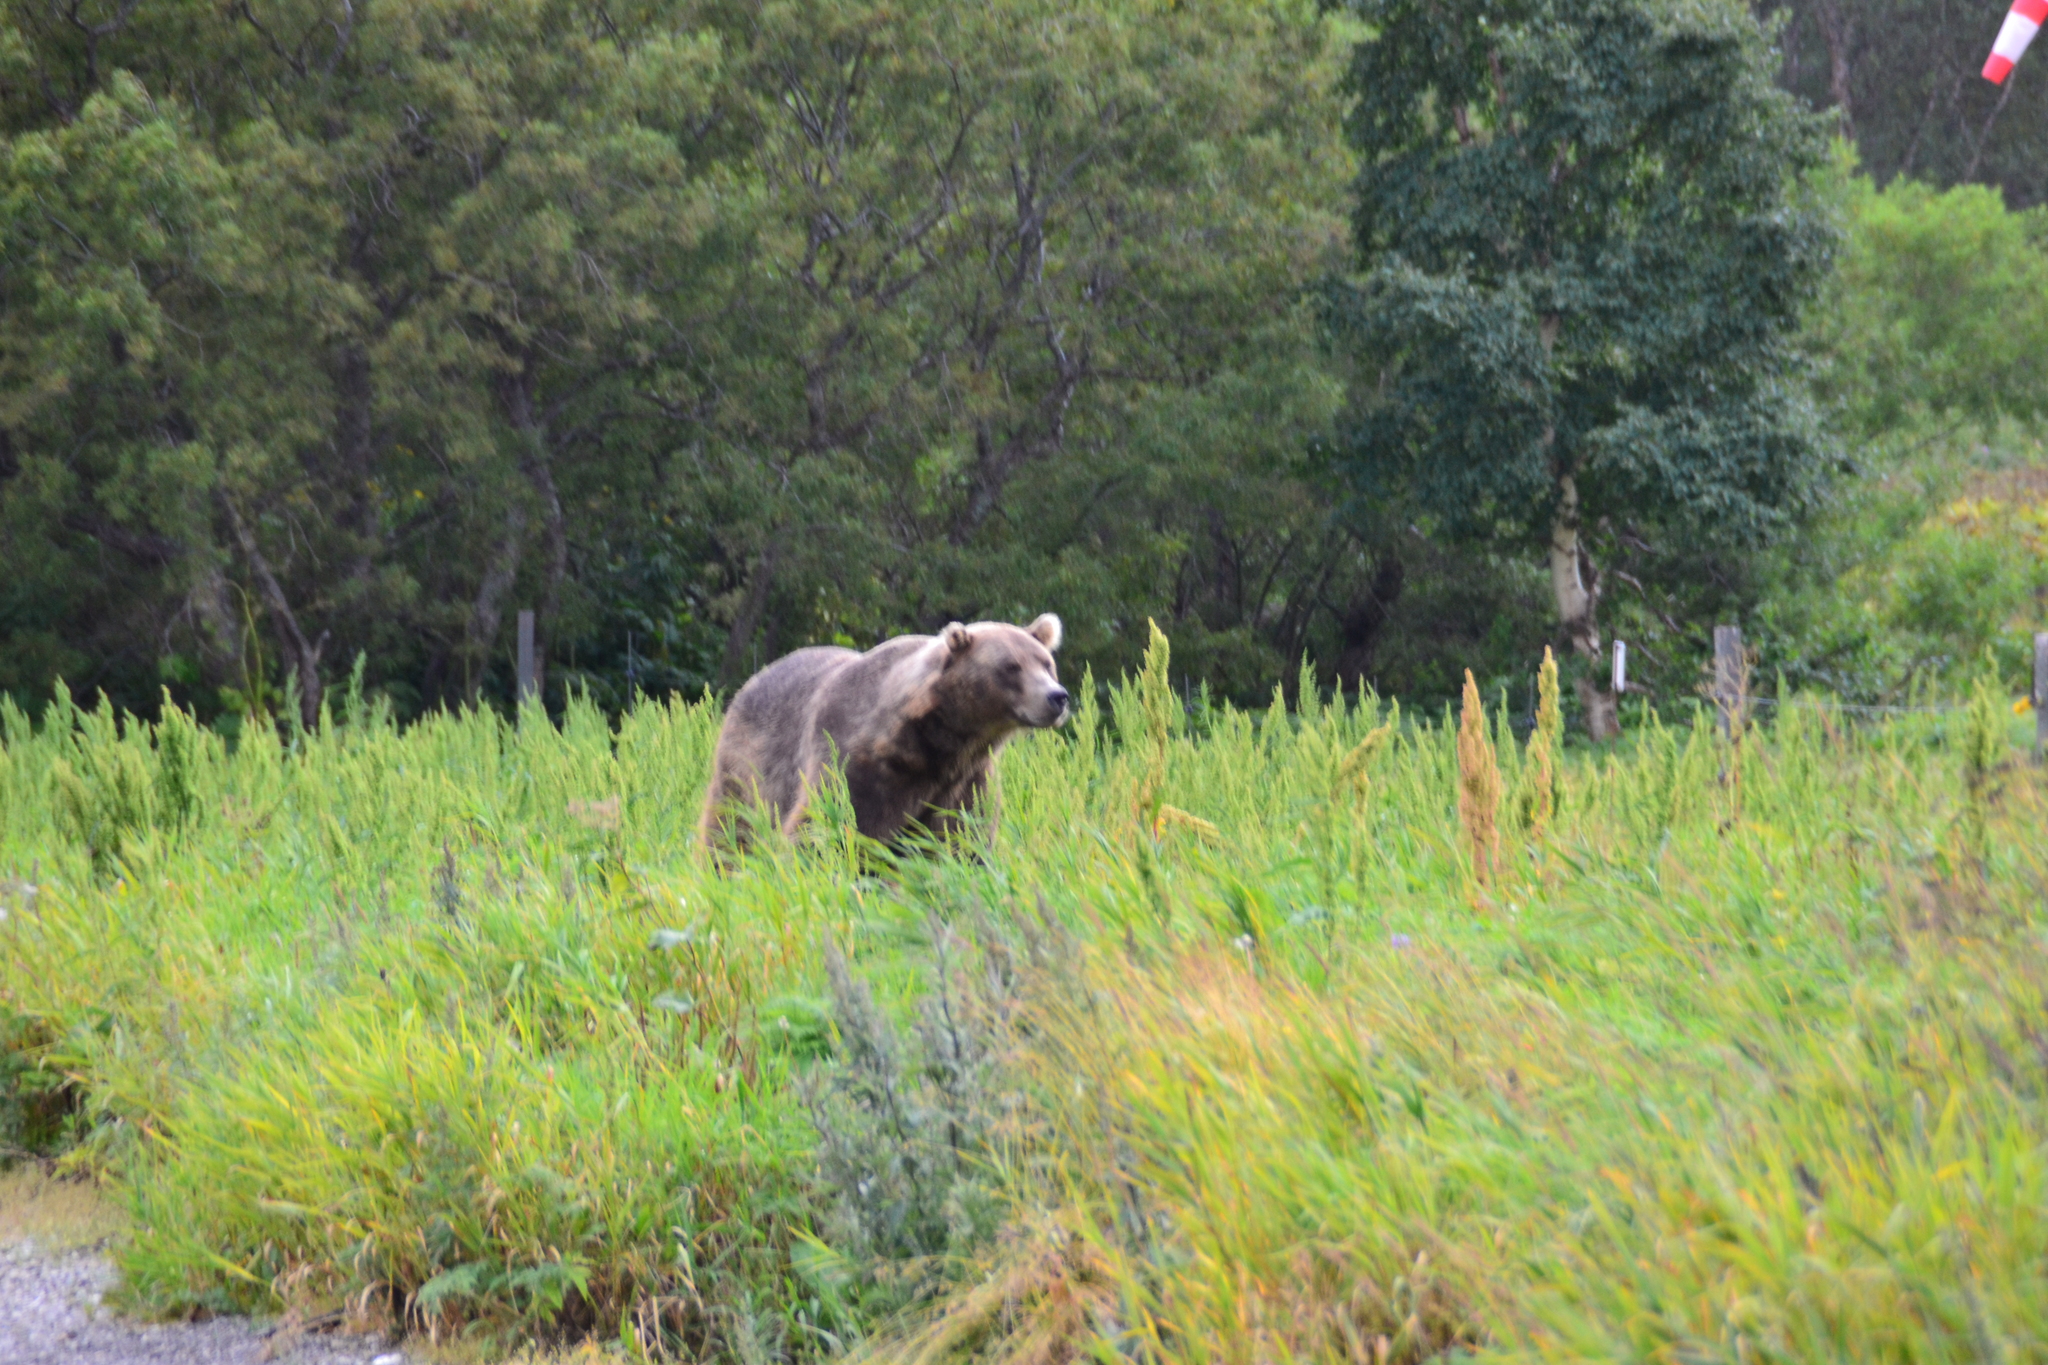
[221,497,329,729]
[462,503,527,707]
[1548,472,1619,741]
[1547,474,1600,660]
[1538,303,1619,742]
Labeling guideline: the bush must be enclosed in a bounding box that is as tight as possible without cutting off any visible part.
[1810,154,2048,434]
[0,1003,75,1163]
[799,919,1028,1323]
[1754,422,2048,700]
[2,639,2046,1363]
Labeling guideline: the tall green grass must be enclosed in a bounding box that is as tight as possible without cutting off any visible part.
[1,639,2043,1362]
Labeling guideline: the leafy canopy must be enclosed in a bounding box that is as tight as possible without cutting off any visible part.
[0,0,1357,718]
[1809,161,2048,435]
[1325,0,1838,549]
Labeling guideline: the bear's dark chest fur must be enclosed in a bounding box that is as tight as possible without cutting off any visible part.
[844,712,998,841]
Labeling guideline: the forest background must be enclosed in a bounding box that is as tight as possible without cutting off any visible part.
[3,0,2047,733]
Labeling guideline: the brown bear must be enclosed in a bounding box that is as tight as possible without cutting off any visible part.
[699,614,1068,855]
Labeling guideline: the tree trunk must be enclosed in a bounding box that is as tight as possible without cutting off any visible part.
[950,329,1086,546]
[501,367,567,705]
[221,496,328,729]
[1574,676,1620,744]
[1812,0,1856,139]
[463,501,527,707]
[1333,551,1404,695]
[1548,473,1619,741]
[1547,474,1599,659]
[186,563,246,685]
[1535,300,1617,742]
[720,537,784,688]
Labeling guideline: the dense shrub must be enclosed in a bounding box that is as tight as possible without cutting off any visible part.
[0,637,2043,1360]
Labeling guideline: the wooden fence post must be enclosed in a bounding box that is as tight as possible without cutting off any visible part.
[2035,631,2047,760]
[517,610,538,707]
[1713,625,1743,739]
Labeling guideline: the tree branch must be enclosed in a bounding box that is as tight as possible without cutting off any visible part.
[220,494,328,727]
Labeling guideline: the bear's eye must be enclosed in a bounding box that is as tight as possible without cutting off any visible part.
[1003,661,1023,679]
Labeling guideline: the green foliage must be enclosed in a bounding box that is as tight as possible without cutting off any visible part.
[5,0,2020,728]
[1754,421,2048,700]
[1764,0,2048,210]
[1325,0,1837,656]
[888,679,2048,1363]
[1745,161,2048,703]
[0,1002,73,1163]
[2,634,2043,1359]
[1810,159,2048,433]
[1961,667,2007,863]
[128,994,814,1348]
[0,61,249,712]
[798,924,1020,1324]
[0,0,1361,721]
[33,682,223,879]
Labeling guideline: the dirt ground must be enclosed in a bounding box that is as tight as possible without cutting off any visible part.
[0,1168,397,1365]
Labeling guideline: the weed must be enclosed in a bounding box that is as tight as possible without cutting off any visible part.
[800,919,1021,1323]
[0,635,2040,1363]
[1519,646,1562,840]
[1456,670,1502,890]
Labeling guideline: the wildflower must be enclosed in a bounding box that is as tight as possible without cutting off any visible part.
[1524,647,1562,841]
[1457,670,1503,887]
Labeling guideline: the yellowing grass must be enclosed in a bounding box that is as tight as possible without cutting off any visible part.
[0,1166,125,1251]
[1,654,2045,1361]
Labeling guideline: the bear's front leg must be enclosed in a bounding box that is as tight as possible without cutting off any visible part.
[843,755,931,845]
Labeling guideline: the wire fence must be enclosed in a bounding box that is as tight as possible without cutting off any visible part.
[1743,696,1965,716]
[1488,680,1991,739]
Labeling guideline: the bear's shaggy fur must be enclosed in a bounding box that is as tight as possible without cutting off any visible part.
[699,614,1068,854]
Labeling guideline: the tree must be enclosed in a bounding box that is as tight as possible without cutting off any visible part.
[1807,162,2048,434]
[1,0,1362,721]
[679,0,1357,694]
[1324,0,1837,734]
[1757,0,2048,209]
[0,49,323,718]
[1,0,749,722]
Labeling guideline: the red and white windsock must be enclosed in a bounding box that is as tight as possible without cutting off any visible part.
[1984,0,2046,83]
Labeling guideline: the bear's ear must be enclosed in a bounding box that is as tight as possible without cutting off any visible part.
[941,622,973,656]
[1027,613,1062,651]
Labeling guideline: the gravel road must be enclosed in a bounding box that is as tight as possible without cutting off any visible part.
[0,1239,399,1365]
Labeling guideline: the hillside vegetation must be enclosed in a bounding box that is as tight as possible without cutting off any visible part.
[5,0,2048,728]
[3,631,2045,1361]
[8,2,2048,1359]
[1750,165,2048,705]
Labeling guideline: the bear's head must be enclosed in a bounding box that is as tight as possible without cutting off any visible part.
[931,613,1069,735]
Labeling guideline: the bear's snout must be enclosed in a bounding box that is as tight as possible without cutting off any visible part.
[1035,685,1071,728]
